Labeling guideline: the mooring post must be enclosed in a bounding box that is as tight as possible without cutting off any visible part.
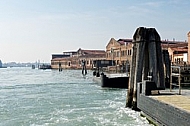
[163,50,171,88]
[59,62,62,72]
[126,27,165,110]
[126,28,139,108]
[132,27,146,110]
[148,28,165,89]
[82,60,87,75]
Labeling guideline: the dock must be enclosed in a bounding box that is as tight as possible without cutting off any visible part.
[125,27,190,126]
[137,82,190,126]
[150,89,190,113]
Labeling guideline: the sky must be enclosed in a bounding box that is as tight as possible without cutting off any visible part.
[0,0,190,63]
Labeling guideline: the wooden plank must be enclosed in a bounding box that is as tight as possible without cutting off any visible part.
[150,95,190,113]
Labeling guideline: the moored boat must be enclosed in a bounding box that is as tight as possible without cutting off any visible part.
[38,64,51,70]
[93,72,129,89]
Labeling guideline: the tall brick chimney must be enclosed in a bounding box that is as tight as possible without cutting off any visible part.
[188,31,190,63]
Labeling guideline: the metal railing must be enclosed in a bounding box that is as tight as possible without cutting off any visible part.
[170,65,190,94]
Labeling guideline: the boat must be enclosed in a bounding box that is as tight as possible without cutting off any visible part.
[38,64,51,70]
[93,71,129,89]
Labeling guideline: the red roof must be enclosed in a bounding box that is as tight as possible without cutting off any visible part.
[116,38,187,47]
[79,49,105,55]
[170,47,188,52]
[161,42,188,49]
[117,39,132,45]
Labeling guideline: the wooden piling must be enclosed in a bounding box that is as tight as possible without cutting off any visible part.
[126,42,136,108]
[82,60,87,75]
[126,30,138,108]
[59,62,62,71]
[126,27,165,109]
[126,27,146,109]
[163,50,171,87]
[132,27,146,110]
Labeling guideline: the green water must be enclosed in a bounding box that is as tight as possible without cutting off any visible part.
[0,67,151,126]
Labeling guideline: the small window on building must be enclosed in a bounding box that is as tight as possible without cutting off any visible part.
[129,49,132,55]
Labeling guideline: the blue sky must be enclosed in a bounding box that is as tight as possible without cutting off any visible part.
[0,0,189,63]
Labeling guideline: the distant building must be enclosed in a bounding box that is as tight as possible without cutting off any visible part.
[51,31,190,70]
[52,54,69,59]
[51,48,106,69]
[188,31,190,63]
[0,60,2,68]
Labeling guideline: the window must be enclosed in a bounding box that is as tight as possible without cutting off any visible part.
[121,51,124,57]
[129,49,132,55]
[117,51,120,57]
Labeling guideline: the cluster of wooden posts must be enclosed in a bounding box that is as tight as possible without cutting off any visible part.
[126,27,171,110]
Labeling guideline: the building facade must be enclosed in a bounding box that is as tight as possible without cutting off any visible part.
[105,34,189,67]
[161,41,188,64]
[105,38,132,66]
[188,32,190,63]
[51,31,190,70]
[51,48,106,69]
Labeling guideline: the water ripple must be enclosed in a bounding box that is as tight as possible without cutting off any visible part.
[0,68,152,126]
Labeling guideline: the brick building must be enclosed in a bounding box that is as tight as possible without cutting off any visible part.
[105,32,190,66]
[106,38,132,66]
[51,31,190,70]
[188,32,190,63]
[161,41,188,64]
[51,48,106,69]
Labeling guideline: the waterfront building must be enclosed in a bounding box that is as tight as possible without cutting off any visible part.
[105,34,189,66]
[188,31,190,62]
[51,48,106,69]
[52,54,70,59]
[51,31,190,70]
[105,38,132,66]
[162,41,188,64]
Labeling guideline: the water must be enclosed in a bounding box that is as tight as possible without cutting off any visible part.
[0,67,151,126]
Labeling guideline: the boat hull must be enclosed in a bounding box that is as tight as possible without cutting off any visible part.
[93,74,129,89]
